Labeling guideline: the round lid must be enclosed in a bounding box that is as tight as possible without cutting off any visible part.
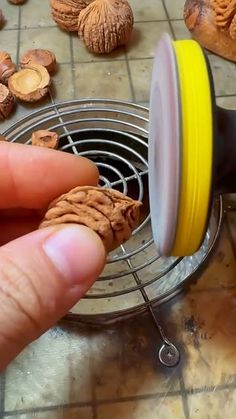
[148,33,181,255]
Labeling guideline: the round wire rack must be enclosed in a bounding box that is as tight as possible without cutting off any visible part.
[3,99,223,366]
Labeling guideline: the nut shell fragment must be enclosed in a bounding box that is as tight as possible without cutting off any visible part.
[78,0,134,53]
[50,0,92,31]
[20,49,57,74]
[31,130,59,149]
[8,64,50,102]
[0,51,16,84]
[39,186,142,252]
[184,0,236,61]
[0,83,15,120]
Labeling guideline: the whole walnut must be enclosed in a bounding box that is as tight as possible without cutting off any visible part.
[184,0,236,61]
[50,0,93,31]
[78,0,134,53]
[39,186,142,252]
[0,52,16,85]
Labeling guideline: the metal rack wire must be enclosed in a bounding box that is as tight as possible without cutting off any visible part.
[3,99,223,366]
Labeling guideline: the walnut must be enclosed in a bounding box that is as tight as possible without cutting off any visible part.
[39,186,142,252]
[184,0,236,61]
[0,52,16,85]
[8,0,27,4]
[20,49,57,74]
[0,9,4,29]
[50,0,92,32]
[0,83,15,120]
[78,0,134,53]
[31,130,59,149]
[8,64,50,102]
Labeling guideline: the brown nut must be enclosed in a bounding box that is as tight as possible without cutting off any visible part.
[39,186,142,252]
[0,83,15,120]
[50,0,92,32]
[8,64,50,102]
[8,0,26,4]
[31,130,59,149]
[0,9,4,29]
[78,0,134,54]
[0,51,16,85]
[0,135,7,141]
[20,49,57,74]
[184,0,236,61]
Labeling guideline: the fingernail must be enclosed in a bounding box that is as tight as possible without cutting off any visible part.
[43,225,106,288]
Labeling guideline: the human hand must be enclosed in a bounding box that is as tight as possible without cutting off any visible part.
[0,142,106,371]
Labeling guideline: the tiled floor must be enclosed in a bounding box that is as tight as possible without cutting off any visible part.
[1,1,236,418]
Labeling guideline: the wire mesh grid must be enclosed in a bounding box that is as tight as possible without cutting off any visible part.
[3,99,223,326]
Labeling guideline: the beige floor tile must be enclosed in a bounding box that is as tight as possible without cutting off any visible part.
[92,319,180,401]
[51,64,74,101]
[126,21,171,59]
[208,55,236,96]
[20,27,71,63]
[5,326,92,410]
[217,96,236,109]
[188,389,236,419]
[0,29,18,62]
[9,407,93,419]
[172,20,192,40]
[97,398,185,419]
[1,1,19,29]
[21,0,55,28]
[189,225,236,291]
[74,61,132,100]
[72,33,126,63]
[168,285,236,389]
[163,0,186,19]
[129,0,167,21]
[129,59,153,102]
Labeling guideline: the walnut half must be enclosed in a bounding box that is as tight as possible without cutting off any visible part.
[39,186,142,252]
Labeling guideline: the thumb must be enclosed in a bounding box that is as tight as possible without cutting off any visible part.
[0,225,106,370]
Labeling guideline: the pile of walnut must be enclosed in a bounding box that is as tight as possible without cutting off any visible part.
[184,0,236,61]
[39,186,142,252]
[50,0,134,54]
[0,49,57,120]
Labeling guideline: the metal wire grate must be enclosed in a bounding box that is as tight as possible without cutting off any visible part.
[3,99,223,366]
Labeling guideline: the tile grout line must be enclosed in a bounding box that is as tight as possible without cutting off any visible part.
[4,381,236,416]
[179,373,190,419]
[69,34,76,101]
[0,372,6,416]
[160,0,176,40]
[16,5,21,65]
[89,332,98,419]
[124,49,136,102]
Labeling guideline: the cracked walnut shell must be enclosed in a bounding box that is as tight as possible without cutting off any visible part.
[0,83,15,120]
[50,0,92,31]
[8,64,50,102]
[20,49,57,74]
[0,51,16,85]
[78,0,134,54]
[39,186,142,252]
[31,130,59,149]
[184,0,236,61]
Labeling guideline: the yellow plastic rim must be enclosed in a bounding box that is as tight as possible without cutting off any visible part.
[171,40,213,256]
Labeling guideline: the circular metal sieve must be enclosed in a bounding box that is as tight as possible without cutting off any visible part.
[3,99,223,367]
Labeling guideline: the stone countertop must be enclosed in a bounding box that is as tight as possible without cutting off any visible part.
[1,0,236,418]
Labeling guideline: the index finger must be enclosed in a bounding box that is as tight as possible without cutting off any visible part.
[0,142,99,209]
